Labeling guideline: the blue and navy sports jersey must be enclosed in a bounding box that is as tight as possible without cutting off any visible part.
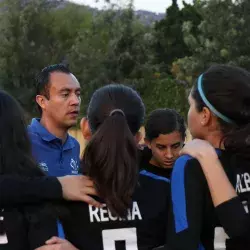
[165,151,250,250]
[139,147,172,179]
[0,175,62,250]
[0,194,60,250]
[61,171,170,250]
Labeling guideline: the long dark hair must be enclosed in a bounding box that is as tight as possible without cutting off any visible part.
[192,64,250,159]
[83,84,145,217]
[145,108,186,141]
[0,90,44,176]
[0,90,68,229]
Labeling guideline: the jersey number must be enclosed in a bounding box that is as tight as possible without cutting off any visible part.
[102,228,138,250]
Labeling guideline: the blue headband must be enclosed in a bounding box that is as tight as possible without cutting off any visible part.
[197,74,234,124]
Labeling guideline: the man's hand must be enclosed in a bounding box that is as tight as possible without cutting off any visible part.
[35,237,79,250]
[57,175,102,207]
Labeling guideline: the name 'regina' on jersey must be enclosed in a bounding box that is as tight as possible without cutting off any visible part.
[89,202,142,223]
[58,173,169,250]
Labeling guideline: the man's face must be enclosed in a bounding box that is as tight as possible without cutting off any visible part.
[41,72,81,129]
[147,131,184,168]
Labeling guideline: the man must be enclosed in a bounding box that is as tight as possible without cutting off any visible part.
[28,64,81,176]
[140,108,186,178]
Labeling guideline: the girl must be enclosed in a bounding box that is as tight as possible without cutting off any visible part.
[166,65,250,250]
[141,108,186,178]
[0,90,98,250]
[53,84,170,250]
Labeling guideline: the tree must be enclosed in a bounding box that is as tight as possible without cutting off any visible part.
[68,1,157,114]
[0,0,90,116]
[172,0,250,84]
[0,0,191,117]
[142,74,188,117]
[0,0,55,115]
[154,0,202,73]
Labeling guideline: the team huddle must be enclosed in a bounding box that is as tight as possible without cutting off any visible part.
[1,64,250,250]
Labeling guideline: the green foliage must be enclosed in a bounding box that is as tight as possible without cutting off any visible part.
[173,0,250,84]
[0,0,86,115]
[154,0,202,73]
[142,74,188,117]
[0,0,46,113]
[68,4,163,115]
[7,0,250,120]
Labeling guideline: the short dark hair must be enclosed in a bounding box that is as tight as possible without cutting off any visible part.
[35,64,71,113]
[191,64,250,159]
[84,84,145,217]
[145,108,186,141]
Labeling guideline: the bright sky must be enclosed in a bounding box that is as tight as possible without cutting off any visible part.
[69,0,193,13]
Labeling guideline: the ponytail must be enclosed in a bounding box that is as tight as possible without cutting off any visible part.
[223,123,250,160]
[84,112,138,218]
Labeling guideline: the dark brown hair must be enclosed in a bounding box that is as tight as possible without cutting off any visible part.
[83,84,145,217]
[145,108,186,141]
[192,64,250,159]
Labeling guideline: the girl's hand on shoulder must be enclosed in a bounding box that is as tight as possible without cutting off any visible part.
[180,139,218,161]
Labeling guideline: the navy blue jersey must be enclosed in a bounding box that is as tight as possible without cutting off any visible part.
[0,204,59,250]
[139,147,172,179]
[61,171,170,250]
[0,176,62,250]
[165,151,250,250]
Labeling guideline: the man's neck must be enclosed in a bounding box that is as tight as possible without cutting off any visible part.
[40,117,68,143]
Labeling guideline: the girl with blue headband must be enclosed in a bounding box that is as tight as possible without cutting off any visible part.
[165,64,250,250]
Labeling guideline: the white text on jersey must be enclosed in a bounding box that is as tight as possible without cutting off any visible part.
[89,202,142,223]
[236,173,250,194]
